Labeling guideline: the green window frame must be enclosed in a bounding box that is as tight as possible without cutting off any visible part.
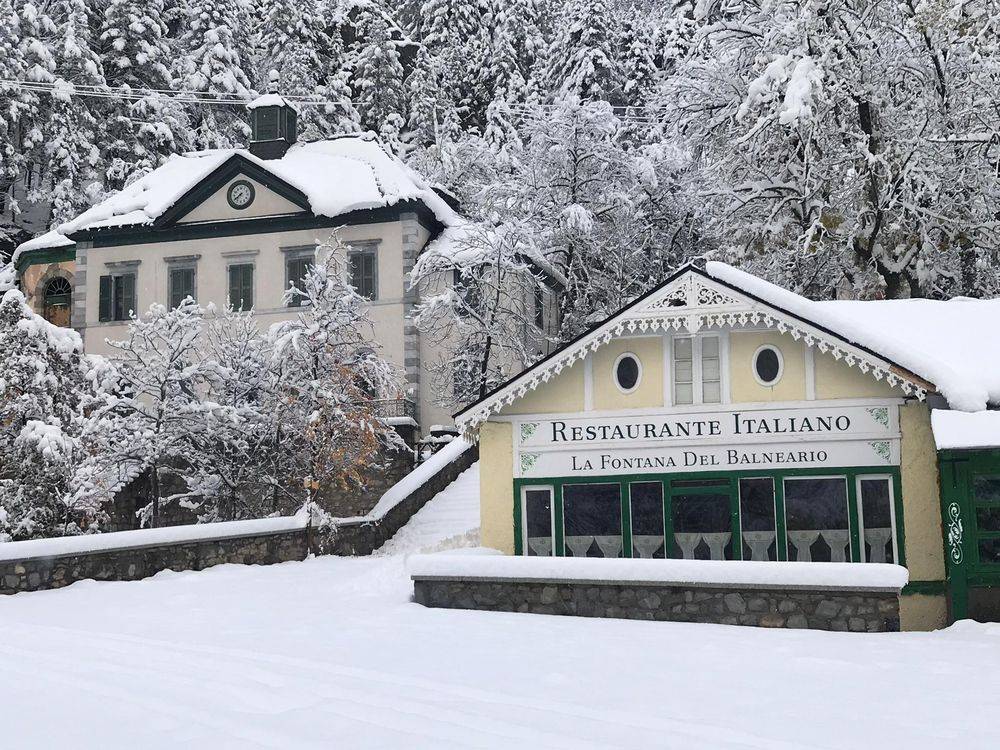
[513,466,905,566]
[348,248,378,300]
[284,248,315,307]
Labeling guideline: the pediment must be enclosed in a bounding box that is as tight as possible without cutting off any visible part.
[176,174,307,224]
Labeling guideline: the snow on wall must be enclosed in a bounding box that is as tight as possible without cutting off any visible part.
[409,552,910,591]
[931,409,1000,450]
[0,514,309,563]
[707,262,1000,412]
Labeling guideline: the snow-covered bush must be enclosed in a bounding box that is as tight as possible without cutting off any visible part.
[0,265,102,540]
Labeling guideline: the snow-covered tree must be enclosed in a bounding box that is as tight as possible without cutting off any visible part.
[269,236,404,507]
[662,0,1000,299]
[100,0,191,190]
[545,0,620,102]
[0,264,101,540]
[75,299,232,527]
[256,0,331,139]
[411,225,548,405]
[352,10,406,150]
[174,0,255,150]
[45,0,105,223]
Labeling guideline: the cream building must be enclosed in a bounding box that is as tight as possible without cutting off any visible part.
[456,262,1000,630]
[14,96,471,437]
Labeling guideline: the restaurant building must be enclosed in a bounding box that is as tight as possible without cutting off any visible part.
[453,262,1000,630]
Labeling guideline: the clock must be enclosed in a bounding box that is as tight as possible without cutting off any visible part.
[227,180,255,210]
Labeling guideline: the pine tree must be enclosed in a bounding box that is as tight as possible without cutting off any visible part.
[353,10,406,150]
[0,0,30,208]
[491,0,545,104]
[100,0,190,190]
[257,0,330,139]
[16,2,57,207]
[317,17,361,135]
[545,0,620,102]
[174,0,255,150]
[46,0,105,224]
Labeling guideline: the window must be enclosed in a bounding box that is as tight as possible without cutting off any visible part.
[453,268,481,312]
[630,482,664,558]
[673,335,722,405]
[973,475,1000,564]
[784,477,850,562]
[349,249,377,299]
[522,487,554,556]
[562,483,623,558]
[98,273,136,322]
[43,277,72,327]
[753,345,783,386]
[533,285,545,331]
[701,336,721,402]
[285,252,314,307]
[168,267,195,309]
[228,264,254,311]
[739,478,777,561]
[670,481,733,560]
[613,353,641,393]
[857,476,896,563]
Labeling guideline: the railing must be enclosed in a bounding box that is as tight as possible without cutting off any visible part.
[370,398,417,420]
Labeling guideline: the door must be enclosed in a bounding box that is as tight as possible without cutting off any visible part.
[667,477,738,560]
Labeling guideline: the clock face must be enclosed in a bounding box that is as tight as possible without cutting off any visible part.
[227,180,255,209]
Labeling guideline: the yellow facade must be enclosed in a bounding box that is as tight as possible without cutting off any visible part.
[477,326,945,631]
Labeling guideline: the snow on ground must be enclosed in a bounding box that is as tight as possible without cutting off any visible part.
[1,474,998,749]
[2,555,999,748]
[377,463,481,555]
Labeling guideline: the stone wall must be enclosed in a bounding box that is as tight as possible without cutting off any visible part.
[1,528,312,595]
[0,443,478,596]
[326,445,479,555]
[413,577,901,632]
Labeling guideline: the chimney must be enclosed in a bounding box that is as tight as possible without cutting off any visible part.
[248,71,298,160]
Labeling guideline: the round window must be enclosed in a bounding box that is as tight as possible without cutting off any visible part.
[614,353,642,393]
[753,345,783,386]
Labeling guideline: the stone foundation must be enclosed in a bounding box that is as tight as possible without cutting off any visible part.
[413,577,901,632]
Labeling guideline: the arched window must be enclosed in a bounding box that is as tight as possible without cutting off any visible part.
[43,277,72,327]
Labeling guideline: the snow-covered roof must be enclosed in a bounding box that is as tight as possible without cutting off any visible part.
[247,93,297,111]
[455,261,1000,429]
[14,135,461,260]
[706,262,1000,412]
[13,230,75,257]
[931,409,1000,451]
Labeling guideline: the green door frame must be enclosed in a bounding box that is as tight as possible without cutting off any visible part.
[938,448,1000,620]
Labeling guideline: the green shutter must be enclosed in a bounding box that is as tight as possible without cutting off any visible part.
[99,275,112,322]
[122,273,136,319]
[228,265,240,310]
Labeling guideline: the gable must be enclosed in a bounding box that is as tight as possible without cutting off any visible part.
[457,266,926,432]
[176,175,306,224]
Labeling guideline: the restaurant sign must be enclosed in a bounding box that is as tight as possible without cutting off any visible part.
[515,404,899,478]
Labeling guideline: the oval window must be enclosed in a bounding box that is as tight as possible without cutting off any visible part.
[753,346,783,386]
[614,353,641,393]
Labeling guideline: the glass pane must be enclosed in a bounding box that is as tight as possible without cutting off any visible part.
[671,492,732,560]
[630,482,664,558]
[702,357,720,380]
[674,360,693,382]
[702,336,719,357]
[616,356,640,390]
[979,538,1000,564]
[739,478,776,561]
[674,337,692,359]
[973,476,1000,503]
[755,348,781,383]
[784,478,850,562]
[674,383,693,405]
[524,489,553,557]
[702,381,721,404]
[563,484,622,558]
[859,478,894,563]
[976,507,1000,532]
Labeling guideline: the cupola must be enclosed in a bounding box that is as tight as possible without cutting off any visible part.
[248,72,298,160]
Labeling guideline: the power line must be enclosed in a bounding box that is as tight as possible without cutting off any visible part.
[0,79,345,108]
